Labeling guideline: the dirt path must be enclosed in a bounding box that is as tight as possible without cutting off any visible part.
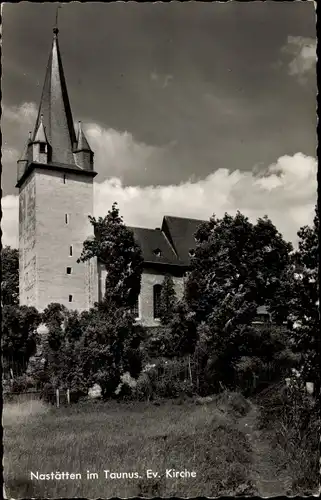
[238,403,291,497]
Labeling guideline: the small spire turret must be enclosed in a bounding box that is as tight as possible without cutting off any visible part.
[30,114,50,163]
[17,136,32,181]
[74,121,94,170]
[34,114,48,143]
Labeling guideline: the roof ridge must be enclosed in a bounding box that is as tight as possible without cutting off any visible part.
[164,215,205,222]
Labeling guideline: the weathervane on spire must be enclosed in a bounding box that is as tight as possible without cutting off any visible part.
[53,4,61,35]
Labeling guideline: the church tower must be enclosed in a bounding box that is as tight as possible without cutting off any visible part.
[16,26,98,312]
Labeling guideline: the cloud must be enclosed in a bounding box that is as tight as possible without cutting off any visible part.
[3,150,316,249]
[2,102,37,130]
[150,71,173,88]
[86,123,165,176]
[93,152,316,245]
[1,195,19,248]
[2,103,316,249]
[2,146,20,163]
[281,36,316,84]
[1,102,38,184]
[85,122,181,186]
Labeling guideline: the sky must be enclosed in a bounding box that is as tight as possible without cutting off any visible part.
[1,1,317,248]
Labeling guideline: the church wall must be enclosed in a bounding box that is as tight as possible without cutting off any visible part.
[34,168,98,312]
[139,270,185,327]
[97,265,185,326]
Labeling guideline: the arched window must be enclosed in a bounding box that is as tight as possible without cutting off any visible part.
[153,284,162,319]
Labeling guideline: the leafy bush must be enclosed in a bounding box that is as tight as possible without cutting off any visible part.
[142,326,172,359]
[132,372,153,401]
[216,390,252,417]
[9,374,36,393]
[131,358,195,400]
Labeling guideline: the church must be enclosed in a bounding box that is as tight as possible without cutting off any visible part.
[16,27,268,327]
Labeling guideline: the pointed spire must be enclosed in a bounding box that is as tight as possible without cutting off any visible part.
[32,24,76,165]
[75,121,92,152]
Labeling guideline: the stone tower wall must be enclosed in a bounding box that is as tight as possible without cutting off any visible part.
[19,166,98,312]
[19,171,37,307]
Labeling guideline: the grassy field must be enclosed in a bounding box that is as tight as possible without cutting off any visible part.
[4,395,255,498]
[5,391,318,498]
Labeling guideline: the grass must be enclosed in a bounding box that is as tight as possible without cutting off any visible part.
[255,382,320,496]
[4,395,255,498]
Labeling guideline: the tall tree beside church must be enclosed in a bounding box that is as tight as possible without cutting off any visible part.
[159,274,177,325]
[2,305,41,377]
[185,211,294,389]
[290,207,320,392]
[76,203,145,397]
[78,203,144,309]
[1,246,19,306]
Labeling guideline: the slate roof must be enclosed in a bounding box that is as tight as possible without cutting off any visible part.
[129,227,180,266]
[18,139,30,163]
[129,216,205,267]
[162,216,205,265]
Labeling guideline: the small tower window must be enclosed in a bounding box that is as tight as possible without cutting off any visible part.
[153,248,162,257]
[39,143,46,154]
[69,295,73,303]
[69,245,73,256]
[153,284,162,319]
[65,214,69,224]
[66,267,72,275]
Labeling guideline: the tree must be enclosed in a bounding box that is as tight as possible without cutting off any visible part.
[77,203,143,310]
[73,302,145,398]
[76,204,145,398]
[1,246,19,306]
[159,274,177,325]
[2,305,41,377]
[185,211,294,390]
[186,212,293,324]
[41,303,69,388]
[168,301,198,357]
[150,300,197,359]
[290,207,319,391]
[30,304,90,394]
